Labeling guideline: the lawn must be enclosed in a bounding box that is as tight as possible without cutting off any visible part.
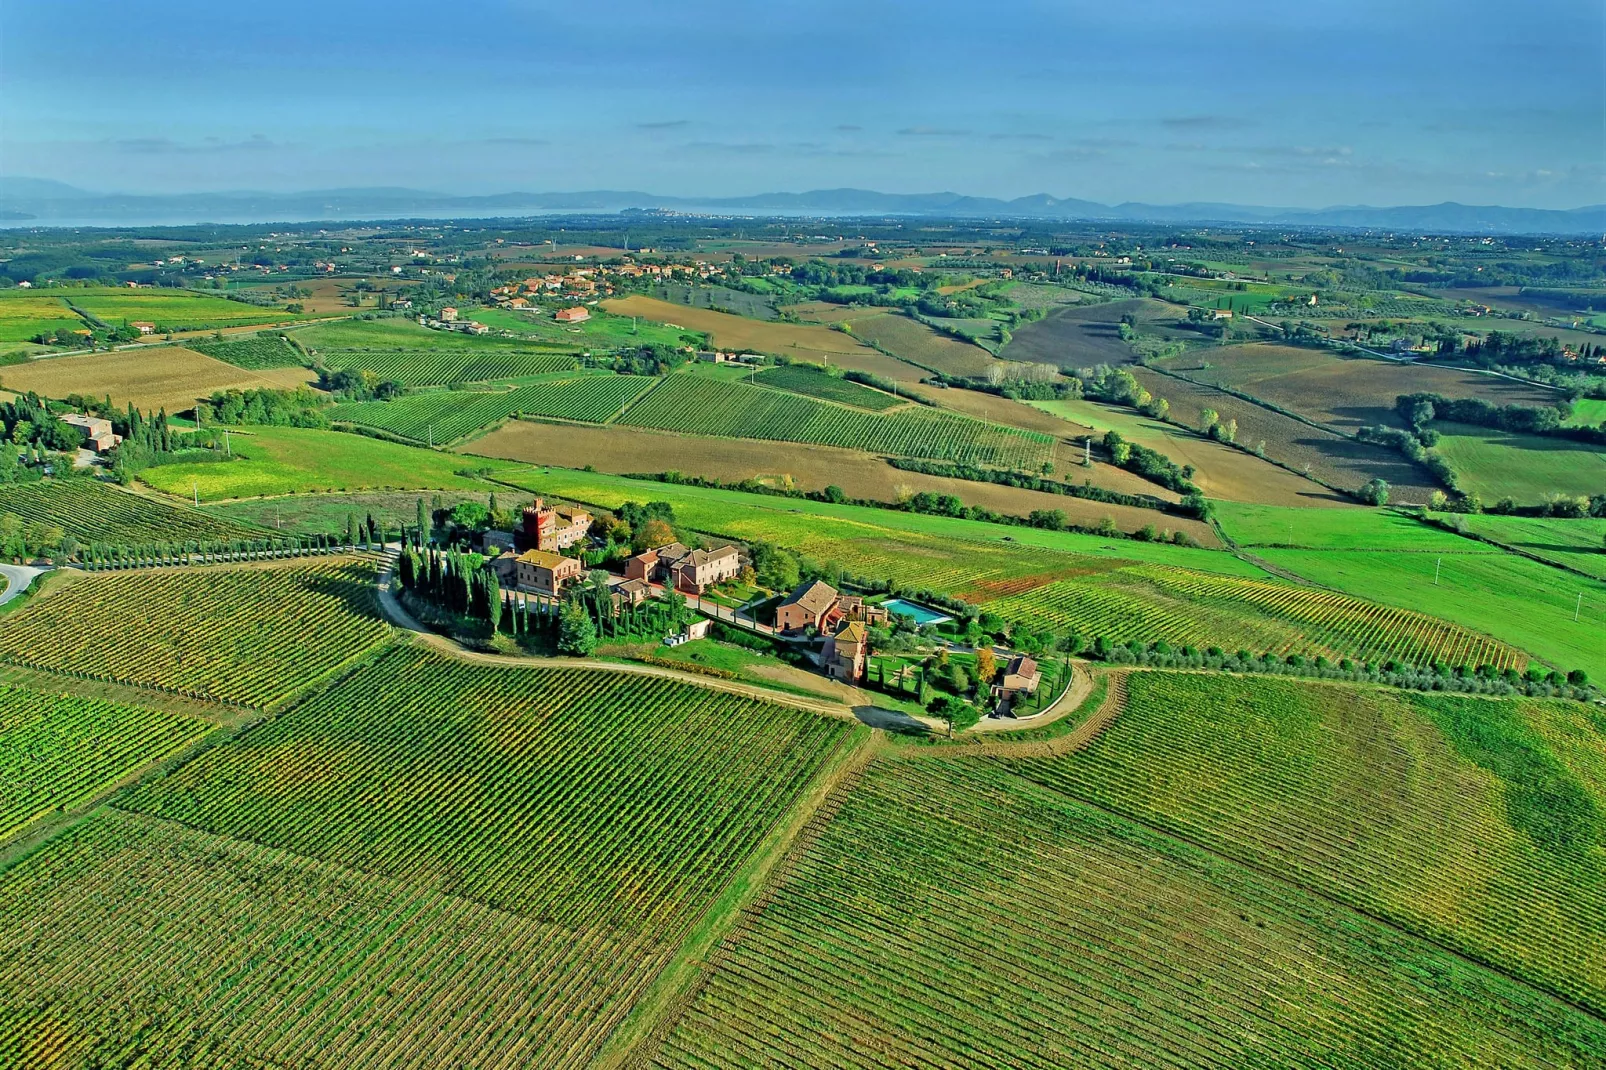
[1565,398,1606,428]
[1434,422,1606,504]
[137,425,531,501]
[1261,545,1606,679]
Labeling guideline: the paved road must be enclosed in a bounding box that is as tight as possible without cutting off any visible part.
[0,564,45,607]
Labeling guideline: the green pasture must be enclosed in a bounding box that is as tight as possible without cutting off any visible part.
[1456,514,1606,580]
[138,426,528,501]
[1213,501,1476,551]
[1434,422,1606,504]
[0,291,86,343]
[1262,546,1606,679]
[67,288,309,330]
[1565,398,1606,428]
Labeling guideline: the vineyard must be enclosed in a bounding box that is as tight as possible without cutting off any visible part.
[984,563,1523,669]
[186,333,306,369]
[999,672,1606,1016]
[316,347,576,386]
[0,479,263,544]
[616,374,1058,468]
[754,364,905,410]
[0,645,857,1068]
[330,375,657,442]
[0,682,206,839]
[0,557,391,708]
[640,755,1605,1068]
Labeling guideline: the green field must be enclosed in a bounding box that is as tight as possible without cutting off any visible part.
[1213,500,1478,550]
[0,682,208,839]
[754,363,905,410]
[470,304,695,347]
[1435,422,1606,504]
[185,333,306,369]
[1002,671,1606,1015]
[316,347,577,385]
[643,753,1605,1068]
[0,644,856,1068]
[329,375,657,442]
[0,290,86,342]
[67,288,310,331]
[0,479,263,544]
[616,373,1056,468]
[0,557,392,707]
[1262,546,1606,679]
[1457,513,1606,579]
[137,425,530,500]
[1566,398,1606,428]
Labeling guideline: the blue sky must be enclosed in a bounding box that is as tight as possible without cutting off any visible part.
[2,0,1601,208]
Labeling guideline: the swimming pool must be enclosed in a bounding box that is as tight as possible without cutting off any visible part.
[879,598,952,627]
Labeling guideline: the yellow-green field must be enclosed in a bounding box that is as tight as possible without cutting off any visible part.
[0,346,315,413]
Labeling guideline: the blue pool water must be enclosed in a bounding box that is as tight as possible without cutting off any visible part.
[879,598,952,627]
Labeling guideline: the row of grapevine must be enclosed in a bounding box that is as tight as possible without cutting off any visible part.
[753,365,905,410]
[984,563,1522,670]
[329,375,657,442]
[0,682,206,839]
[187,334,306,369]
[0,479,261,545]
[642,756,1602,1068]
[0,557,392,708]
[317,347,576,386]
[0,645,855,1067]
[1000,671,1606,1017]
[616,374,1057,468]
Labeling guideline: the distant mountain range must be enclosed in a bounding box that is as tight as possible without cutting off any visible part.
[2,177,1601,235]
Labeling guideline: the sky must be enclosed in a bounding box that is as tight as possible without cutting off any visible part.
[2,0,1602,209]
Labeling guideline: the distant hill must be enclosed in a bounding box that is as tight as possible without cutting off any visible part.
[2,178,1600,234]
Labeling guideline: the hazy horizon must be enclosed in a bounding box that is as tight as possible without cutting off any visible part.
[2,0,1602,211]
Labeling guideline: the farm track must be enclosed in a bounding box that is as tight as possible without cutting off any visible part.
[927,671,1127,759]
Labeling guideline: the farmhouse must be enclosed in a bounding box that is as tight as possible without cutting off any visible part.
[130,321,156,335]
[836,594,890,627]
[998,655,1041,696]
[440,306,458,321]
[776,579,839,634]
[625,542,741,594]
[611,577,651,609]
[555,306,591,323]
[517,498,592,552]
[513,548,582,597]
[59,413,121,454]
[822,620,868,683]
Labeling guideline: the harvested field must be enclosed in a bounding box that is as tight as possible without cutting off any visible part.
[0,346,316,413]
[1002,298,1178,368]
[1130,365,1441,501]
[1165,345,1561,433]
[1030,398,1353,507]
[603,295,870,361]
[848,311,999,377]
[461,420,1218,544]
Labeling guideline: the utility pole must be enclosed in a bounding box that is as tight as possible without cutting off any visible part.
[193,481,199,506]
[1084,438,1091,466]
[1576,591,1583,622]
[1434,557,1441,585]
[428,424,433,449]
